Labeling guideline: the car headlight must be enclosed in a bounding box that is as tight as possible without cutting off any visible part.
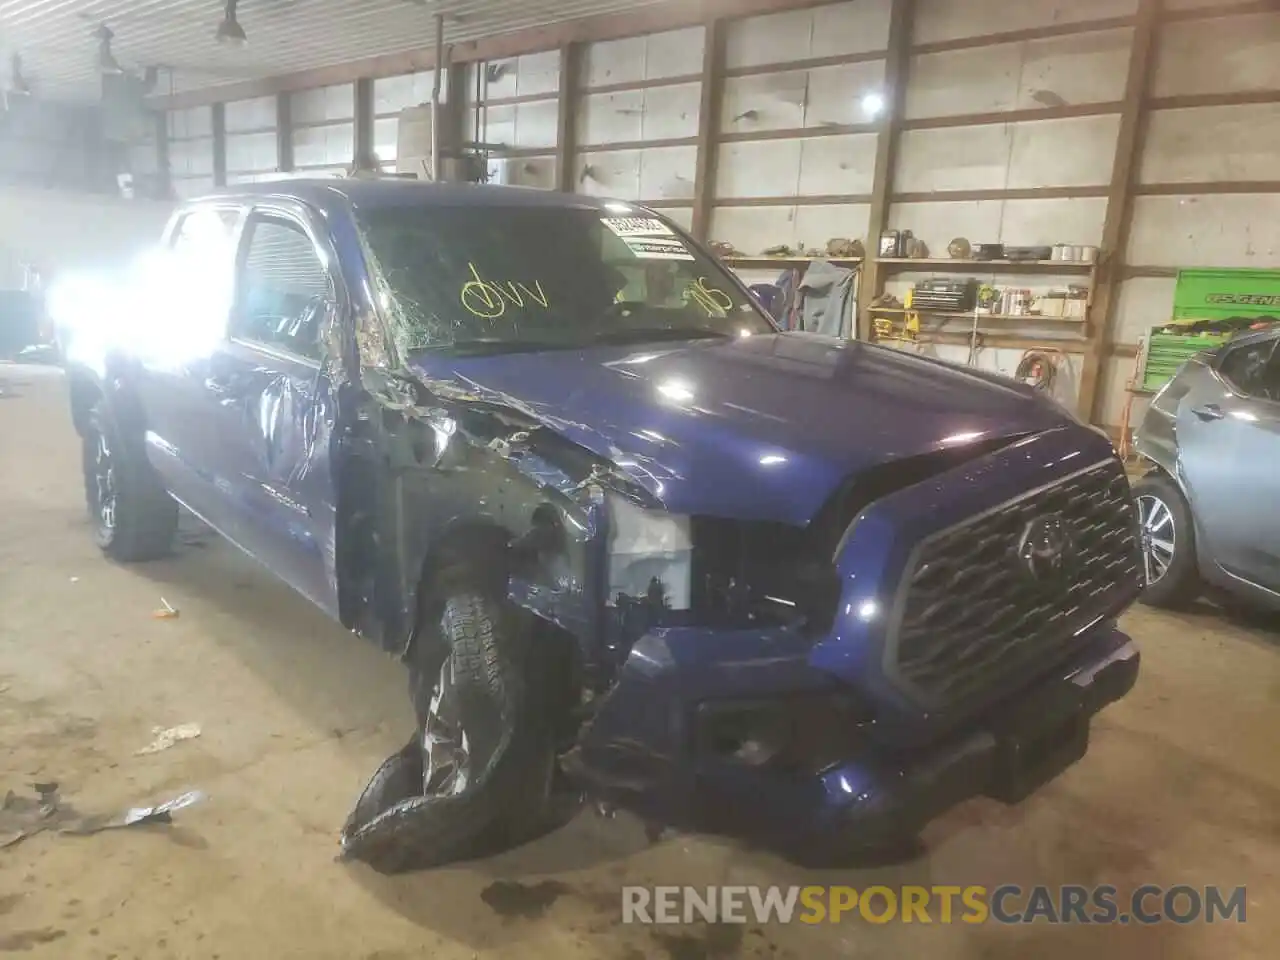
[606,495,692,611]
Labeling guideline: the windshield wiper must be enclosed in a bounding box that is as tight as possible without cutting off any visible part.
[587,326,733,346]
[410,337,567,357]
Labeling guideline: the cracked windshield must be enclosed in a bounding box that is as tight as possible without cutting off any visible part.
[357,205,774,355]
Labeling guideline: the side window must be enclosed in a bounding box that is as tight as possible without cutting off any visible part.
[171,207,238,255]
[1218,339,1280,401]
[234,215,332,361]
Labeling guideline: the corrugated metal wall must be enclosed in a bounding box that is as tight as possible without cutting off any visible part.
[1104,4,1280,426]
[576,26,703,226]
[711,3,887,252]
[224,96,279,185]
[374,70,442,171]
[291,83,357,176]
[167,105,216,198]
[468,51,562,188]
[154,0,1280,431]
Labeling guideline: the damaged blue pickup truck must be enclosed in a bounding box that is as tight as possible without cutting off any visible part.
[60,179,1143,869]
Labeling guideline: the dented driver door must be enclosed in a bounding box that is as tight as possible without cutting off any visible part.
[198,203,343,617]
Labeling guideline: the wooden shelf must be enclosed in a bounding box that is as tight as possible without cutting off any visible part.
[877,257,1095,272]
[870,306,1086,323]
[722,256,862,269]
[879,333,1088,352]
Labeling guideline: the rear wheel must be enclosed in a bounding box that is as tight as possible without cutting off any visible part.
[1132,472,1200,608]
[81,398,177,562]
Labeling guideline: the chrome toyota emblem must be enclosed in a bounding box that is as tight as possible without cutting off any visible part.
[1018,514,1073,583]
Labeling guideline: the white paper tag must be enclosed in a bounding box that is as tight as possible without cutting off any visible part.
[602,216,676,238]
[622,236,696,261]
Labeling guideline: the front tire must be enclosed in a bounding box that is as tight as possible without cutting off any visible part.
[81,398,177,562]
[1132,472,1200,608]
[341,583,556,872]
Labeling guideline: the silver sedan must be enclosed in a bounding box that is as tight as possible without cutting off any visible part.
[1132,327,1280,610]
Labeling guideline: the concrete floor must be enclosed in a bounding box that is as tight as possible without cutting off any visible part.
[1,364,1277,960]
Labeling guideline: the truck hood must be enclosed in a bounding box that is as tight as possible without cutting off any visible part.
[408,333,1070,526]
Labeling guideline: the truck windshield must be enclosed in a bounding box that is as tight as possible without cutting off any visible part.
[357,204,774,355]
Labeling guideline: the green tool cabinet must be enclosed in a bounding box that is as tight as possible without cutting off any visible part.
[1141,268,1280,393]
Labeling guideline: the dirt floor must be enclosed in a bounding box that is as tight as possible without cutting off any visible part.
[0,364,1277,960]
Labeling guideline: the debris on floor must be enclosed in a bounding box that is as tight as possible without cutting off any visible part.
[63,790,206,835]
[152,597,179,619]
[1,783,206,849]
[135,722,202,755]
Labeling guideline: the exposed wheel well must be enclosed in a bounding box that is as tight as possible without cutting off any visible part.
[410,523,584,749]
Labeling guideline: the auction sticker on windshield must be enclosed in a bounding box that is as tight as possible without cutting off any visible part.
[602,216,696,260]
[602,216,675,237]
[623,236,696,261]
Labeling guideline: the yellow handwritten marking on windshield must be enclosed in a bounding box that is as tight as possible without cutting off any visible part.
[686,276,734,316]
[460,263,550,319]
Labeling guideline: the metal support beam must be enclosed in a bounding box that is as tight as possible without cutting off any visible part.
[430,14,445,180]
[854,0,915,341]
[444,57,467,146]
[153,110,171,199]
[276,92,294,172]
[555,43,581,194]
[1078,0,1161,423]
[691,19,726,241]
[211,102,227,187]
[354,77,375,169]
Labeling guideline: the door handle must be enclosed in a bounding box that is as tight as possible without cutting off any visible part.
[1191,403,1225,421]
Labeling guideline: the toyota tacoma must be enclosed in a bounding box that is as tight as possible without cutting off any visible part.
[57,179,1143,869]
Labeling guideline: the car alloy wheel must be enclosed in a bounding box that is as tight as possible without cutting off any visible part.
[92,430,118,532]
[1136,493,1176,586]
[421,659,472,798]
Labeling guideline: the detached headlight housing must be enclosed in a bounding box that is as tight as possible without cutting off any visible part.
[606,495,693,611]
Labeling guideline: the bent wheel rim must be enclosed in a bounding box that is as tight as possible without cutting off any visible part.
[422,658,472,797]
[92,431,117,532]
[1137,493,1176,586]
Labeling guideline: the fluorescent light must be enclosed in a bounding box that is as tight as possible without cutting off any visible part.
[861,92,885,118]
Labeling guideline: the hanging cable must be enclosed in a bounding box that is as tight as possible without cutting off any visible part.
[1015,348,1068,395]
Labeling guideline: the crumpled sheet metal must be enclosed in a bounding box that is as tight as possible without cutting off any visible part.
[1,783,205,850]
[339,727,512,874]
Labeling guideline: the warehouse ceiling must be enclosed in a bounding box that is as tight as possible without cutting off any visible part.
[0,0,674,101]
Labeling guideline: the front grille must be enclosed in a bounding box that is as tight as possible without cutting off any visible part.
[889,460,1142,708]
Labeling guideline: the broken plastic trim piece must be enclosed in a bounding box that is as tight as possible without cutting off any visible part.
[1,783,206,849]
